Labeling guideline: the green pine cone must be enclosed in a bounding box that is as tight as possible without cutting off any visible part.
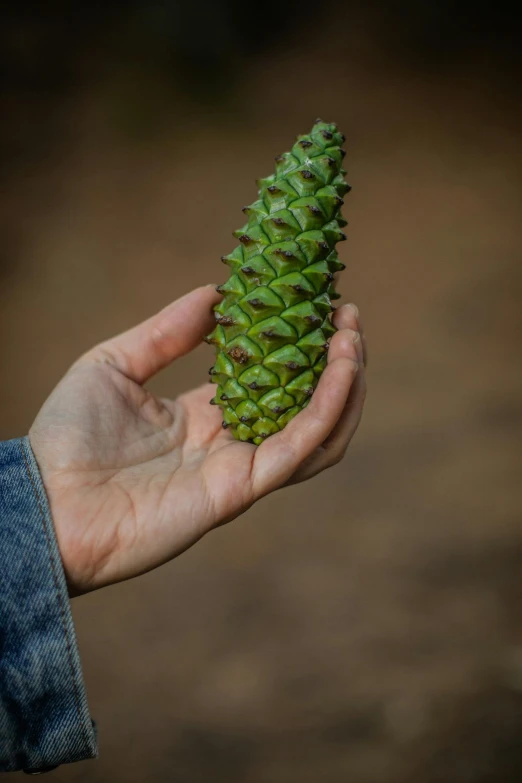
[206,119,350,445]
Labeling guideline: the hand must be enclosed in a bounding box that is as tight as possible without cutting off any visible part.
[29,286,367,595]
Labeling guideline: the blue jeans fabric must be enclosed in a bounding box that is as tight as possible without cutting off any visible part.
[0,437,97,773]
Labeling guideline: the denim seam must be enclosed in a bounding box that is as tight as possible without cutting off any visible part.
[19,439,91,752]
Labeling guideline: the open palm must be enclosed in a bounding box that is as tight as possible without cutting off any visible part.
[29,286,366,595]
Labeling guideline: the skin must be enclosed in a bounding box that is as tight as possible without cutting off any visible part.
[29,285,367,596]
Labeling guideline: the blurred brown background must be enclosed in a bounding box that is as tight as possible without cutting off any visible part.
[2,1,522,780]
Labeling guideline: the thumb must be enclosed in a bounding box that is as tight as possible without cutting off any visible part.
[88,285,221,384]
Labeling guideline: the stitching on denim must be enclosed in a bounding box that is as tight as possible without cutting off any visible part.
[19,439,91,752]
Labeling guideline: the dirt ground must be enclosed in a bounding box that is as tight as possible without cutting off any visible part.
[1,27,522,783]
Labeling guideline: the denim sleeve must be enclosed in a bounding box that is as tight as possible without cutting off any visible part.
[0,437,97,773]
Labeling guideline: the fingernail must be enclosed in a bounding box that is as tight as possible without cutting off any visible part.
[348,303,359,318]
[352,331,360,344]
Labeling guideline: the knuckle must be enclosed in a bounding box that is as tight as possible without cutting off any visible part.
[324,443,345,467]
[95,347,117,365]
[150,325,166,347]
[75,345,113,368]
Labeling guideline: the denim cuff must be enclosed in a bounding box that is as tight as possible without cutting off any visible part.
[0,437,97,772]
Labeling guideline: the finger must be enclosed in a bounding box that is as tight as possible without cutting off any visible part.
[327,327,360,365]
[332,303,359,333]
[353,308,368,368]
[251,356,358,499]
[360,326,368,367]
[323,365,366,453]
[290,363,367,484]
[333,303,367,367]
[174,382,223,448]
[87,285,222,384]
